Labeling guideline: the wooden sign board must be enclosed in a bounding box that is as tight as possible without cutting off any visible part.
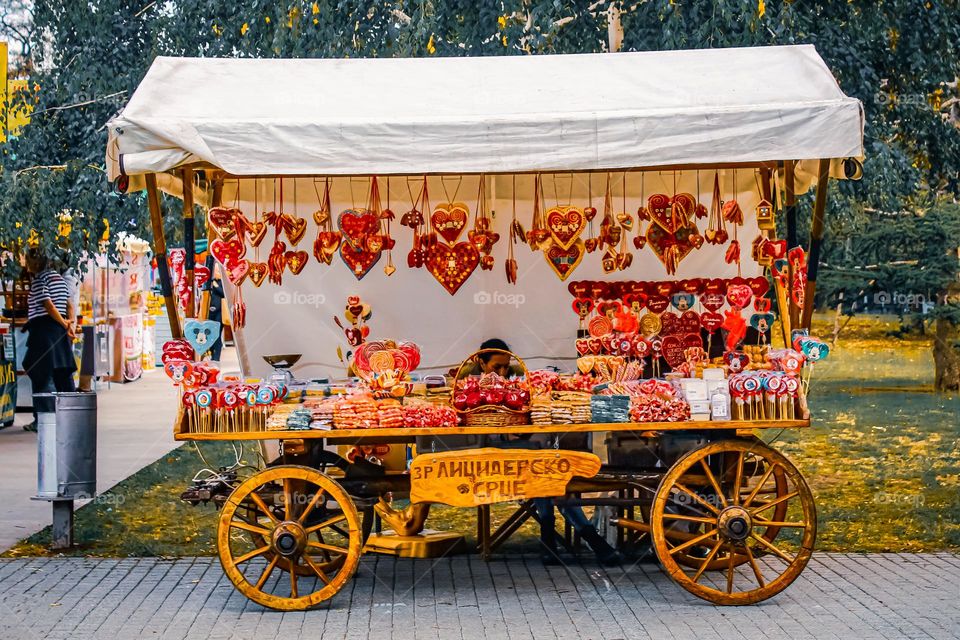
[409,447,602,507]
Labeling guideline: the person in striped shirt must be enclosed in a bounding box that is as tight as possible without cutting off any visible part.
[21,250,77,431]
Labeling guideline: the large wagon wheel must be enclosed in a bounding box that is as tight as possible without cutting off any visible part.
[217,465,363,610]
[651,440,816,605]
[666,438,791,572]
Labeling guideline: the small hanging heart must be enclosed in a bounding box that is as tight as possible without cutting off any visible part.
[226,259,249,286]
[431,203,469,244]
[285,250,309,275]
[246,219,268,247]
[545,240,585,281]
[616,211,633,231]
[282,214,308,245]
[248,262,268,287]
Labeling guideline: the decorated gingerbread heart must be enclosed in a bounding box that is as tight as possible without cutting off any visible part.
[225,259,249,286]
[544,240,585,281]
[248,262,268,287]
[546,206,586,250]
[285,250,309,275]
[425,241,480,295]
[431,203,469,244]
[338,208,381,250]
[341,242,381,280]
[210,238,246,267]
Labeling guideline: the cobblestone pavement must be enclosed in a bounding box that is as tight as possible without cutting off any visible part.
[1,553,957,640]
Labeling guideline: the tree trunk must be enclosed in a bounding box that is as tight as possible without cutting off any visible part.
[933,316,960,392]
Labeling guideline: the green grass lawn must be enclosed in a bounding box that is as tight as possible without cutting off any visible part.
[6,314,958,557]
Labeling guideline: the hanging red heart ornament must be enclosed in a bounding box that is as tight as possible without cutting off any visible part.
[544,240,585,281]
[338,209,381,250]
[646,294,670,315]
[313,230,342,265]
[661,335,686,368]
[572,298,594,317]
[208,207,239,240]
[431,203,469,244]
[246,219,269,247]
[680,310,701,334]
[210,238,246,266]
[546,206,587,250]
[341,242,381,280]
[425,241,480,295]
[726,284,753,309]
[701,292,725,312]
[701,311,724,332]
[225,259,249,286]
[748,276,771,298]
[285,250,309,275]
[660,311,680,335]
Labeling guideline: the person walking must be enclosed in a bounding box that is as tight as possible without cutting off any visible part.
[21,250,76,431]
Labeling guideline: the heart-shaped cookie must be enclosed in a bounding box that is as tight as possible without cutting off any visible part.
[225,259,249,286]
[248,262,268,287]
[700,293,725,312]
[210,238,245,266]
[680,310,701,334]
[431,203,469,245]
[340,242,381,280]
[425,241,480,295]
[282,214,308,246]
[338,209,380,250]
[313,230,342,265]
[285,250,309,275]
[208,207,238,240]
[701,311,724,332]
[544,240,585,281]
[246,219,268,247]
[726,284,753,309]
[546,206,586,250]
[748,276,771,298]
[184,319,221,357]
[661,335,686,368]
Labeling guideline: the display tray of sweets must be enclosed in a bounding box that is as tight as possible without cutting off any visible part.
[530,391,592,426]
[175,417,811,442]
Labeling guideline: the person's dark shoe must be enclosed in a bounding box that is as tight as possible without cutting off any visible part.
[23,421,37,432]
[540,526,563,565]
[580,525,622,566]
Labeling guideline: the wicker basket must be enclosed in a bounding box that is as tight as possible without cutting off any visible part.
[453,348,531,427]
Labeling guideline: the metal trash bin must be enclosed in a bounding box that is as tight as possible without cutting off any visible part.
[36,392,97,499]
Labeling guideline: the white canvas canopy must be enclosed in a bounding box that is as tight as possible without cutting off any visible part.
[108,46,864,379]
[107,45,862,184]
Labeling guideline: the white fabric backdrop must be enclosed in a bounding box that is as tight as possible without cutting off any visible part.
[221,172,766,379]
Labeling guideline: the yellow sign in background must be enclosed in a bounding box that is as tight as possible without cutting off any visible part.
[1,41,32,141]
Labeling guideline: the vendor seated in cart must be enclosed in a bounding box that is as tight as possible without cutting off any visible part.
[476,338,621,567]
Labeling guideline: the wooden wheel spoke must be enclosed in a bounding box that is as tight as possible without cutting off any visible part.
[283,479,293,521]
[671,482,720,515]
[725,551,735,594]
[248,492,280,524]
[731,452,744,506]
[754,519,806,528]
[743,463,778,507]
[750,532,795,564]
[750,490,799,516]
[668,529,719,556]
[304,513,347,535]
[289,561,298,598]
[297,488,327,524]
[302,554,332,585]
[233,544,271,566]
[307,541,350,555]
[691,540,724,583]
[661,513,717,525]
[255,555,279,590]
[230,519,271,537]
[743,544,766,588]
[699,460,728,509]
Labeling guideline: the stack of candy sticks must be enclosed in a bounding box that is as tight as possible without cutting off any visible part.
[728,371,799,420]
[182,383,287,433]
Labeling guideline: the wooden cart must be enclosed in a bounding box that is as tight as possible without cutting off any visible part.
[175,417,815,609]
[107,47,863,611]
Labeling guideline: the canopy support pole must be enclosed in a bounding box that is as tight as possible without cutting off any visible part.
[199,177,223,320]
[146,173,183,340]
[784,160,799,330]
[182,168,195,319]
[800,159,831,330]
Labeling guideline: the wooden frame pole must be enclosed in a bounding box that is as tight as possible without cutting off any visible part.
[199,177,224,320]
[784,160,800,330]
[146,173,183,340]
[800,158,831,330]
[181,167,196,318]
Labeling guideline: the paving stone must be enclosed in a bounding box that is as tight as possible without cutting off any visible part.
[0,553,956,640]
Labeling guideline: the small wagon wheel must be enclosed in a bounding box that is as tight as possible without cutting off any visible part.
[217,465,363,610]
[667,438,791,572]
[651,440,816,605]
